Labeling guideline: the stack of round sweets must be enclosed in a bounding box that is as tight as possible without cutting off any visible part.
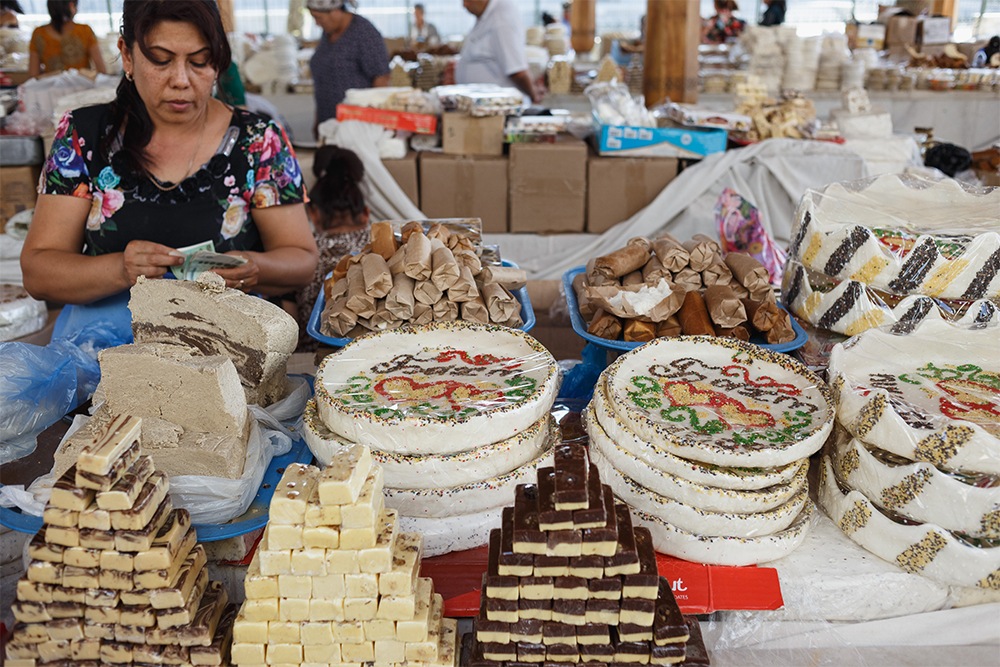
[819,317,1000,590]
[230,446,459,667]
[576,233,797,345]
[320,220,526,339]
[305,321,560,556]
[464,443,712,667]
[782,173,1000,337]
[6,414,237,667]
[585,336,835,566]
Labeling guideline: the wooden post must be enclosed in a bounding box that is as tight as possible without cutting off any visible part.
[643,0,700,107]
[217,0,236,34]
[570,0,596,54]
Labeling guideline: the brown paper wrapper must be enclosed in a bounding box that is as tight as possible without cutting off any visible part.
[622,270,645,287]
[400,221,424,244]
[370,302,401,331]
[448,265,480,303]
[480,265,527,290]
[593,243,651,279]
[714,324,750,341]
[461,295,490,324]
[641,256,671,284]
[655,315,682,338]
[701,258,733,287]
[586,257,615,287]
[483,282,519,323]
[584,281,684,323]
[387,246,407,275]
[331,254,353,283]
[627,237,652,251]
[587,308,622,340]
[454,250,482,276]
[651,234,690,272]
[321,296,358,337]
[385,272,416,321]
[427,223,451,244]
[729,281,750,299]
[345,264,376,318]
[766,309,796,344]
[677,290,715,336]
[503,311,525,329]
[743,298,781,333]
[673,268,702,292]
[412,302,434,325]
[450,235,475,254]
[433,298,459,321]
[624,319,656,343]
[324,276,348,303]
[370,221,397,260]
[571,273,595,319]
[431,246,461,291]
[691,233,721,255]
[413,279,443,305]
[361,253,393,298]
[403,232,433,281]
[725,252,772,299]
[682,239,716,272]
[704,285,747,328]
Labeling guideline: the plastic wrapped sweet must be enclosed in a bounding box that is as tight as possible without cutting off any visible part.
[0,284,47,341]
[431,83,524,116]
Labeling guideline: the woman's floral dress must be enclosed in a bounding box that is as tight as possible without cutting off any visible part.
[41,104,306,256]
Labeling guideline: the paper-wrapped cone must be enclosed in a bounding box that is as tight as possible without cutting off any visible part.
[361,253,392,298]
[448,265,480,303]
[345,264,376,318]
[403,231,433,281]
[587,308,622,339]
[385,272,416,320]
[652,233,690,272]
[322,296,358,337]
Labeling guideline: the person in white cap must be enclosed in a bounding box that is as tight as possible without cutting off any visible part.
[457,0,541,103]
[309,0,390,136]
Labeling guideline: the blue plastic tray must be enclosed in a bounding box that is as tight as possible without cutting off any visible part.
[308,259,535,347]
[563,266,807,354]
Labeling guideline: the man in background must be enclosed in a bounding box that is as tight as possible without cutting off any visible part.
[409,3,440,46]
[456,0,541,103]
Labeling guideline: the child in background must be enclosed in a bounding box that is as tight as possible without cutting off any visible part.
[286,146,371,350]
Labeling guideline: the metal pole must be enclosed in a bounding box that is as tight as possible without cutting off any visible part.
[535,0,541,26]
[406,0,411,41]
[107,0,114,33]
[263,0,271,35]
[975,0,986,39]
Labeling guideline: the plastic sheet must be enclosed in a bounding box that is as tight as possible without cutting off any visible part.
[453,88,525,117]
[313,321,560,456]
[584,80,655,128]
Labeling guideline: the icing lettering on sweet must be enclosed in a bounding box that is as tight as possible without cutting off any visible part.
[899,363,1000,435]
[371,350,524,378]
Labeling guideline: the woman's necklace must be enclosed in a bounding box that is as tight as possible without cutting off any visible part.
[151,117,209,192]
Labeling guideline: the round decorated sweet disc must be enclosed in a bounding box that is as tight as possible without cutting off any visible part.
[314,321,559,455]
[829,318,1000,474]
[604,337,834,467]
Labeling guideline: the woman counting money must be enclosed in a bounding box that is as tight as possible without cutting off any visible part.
[21,0,318,341]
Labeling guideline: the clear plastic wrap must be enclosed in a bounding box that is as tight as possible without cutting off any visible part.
[313,321,560,456]
[0,285,47,341]
[584,80,655,128]
[430,83,524,115]
[788,173,1000,302]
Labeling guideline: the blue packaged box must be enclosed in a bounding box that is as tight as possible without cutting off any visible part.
[596,123,728,158]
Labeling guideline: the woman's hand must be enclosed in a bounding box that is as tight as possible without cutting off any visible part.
[121,240,184,286]
[212,251,260,292]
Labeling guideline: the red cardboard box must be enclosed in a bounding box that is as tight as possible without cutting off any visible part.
[335,104,438,134]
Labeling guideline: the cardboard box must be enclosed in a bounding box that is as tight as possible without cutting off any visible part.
[508,141,587,234]
[442,113,505,157]
[383,151,420,208]
[886,15,919,46]
[335,104,437,134]
[419,153,508,233]
[918,16,951,45]
[856,23,887,49]
[595,123,727,159]
[0,165,41,230]
[586,156,678,234]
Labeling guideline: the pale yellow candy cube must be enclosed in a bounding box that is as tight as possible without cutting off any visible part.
[332,620,366,644]
[375,638,406,664]
[309,597,345,622]
[291,548,327,576]
[304,643,341,663]
[300,621,334,645]
[234,611,268,644]
[303,525,339,549]
[360,509,398,574]
[317,443,372,506]
[325,548,359,574]
[277,574,312,599]
[231,642,265,663]
[268,620,300,644]
[268,523,303,550]
[339,467,384,529]
[312,574,346,599]
[340,523,377,551]
[245,551,279,600]
[377,592,416,621]
[304,484,341,527]
[344,596,378,621]
[278,597,310,622]
[244,597,279,622]
[266,643,302,664]
[433,617,459,666]
[380,532,423,597]
[258,548,291,576]
[405,595,444,663]
[345,572,379,599]
[364,618,396,641]
[270,463,320,525]
[340,640,375,663]
[396,577,433,643]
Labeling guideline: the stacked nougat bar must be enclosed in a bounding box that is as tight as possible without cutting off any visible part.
[5,414,237,667]
[231,444,458,667]
[468,443,711,666]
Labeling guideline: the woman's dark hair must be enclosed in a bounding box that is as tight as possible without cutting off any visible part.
[310,146,367,227]
[102,0,232,175]
[47,0,74,32]
[1,1,25,14]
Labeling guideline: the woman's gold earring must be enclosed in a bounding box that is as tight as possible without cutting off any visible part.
[124,71,133,81]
